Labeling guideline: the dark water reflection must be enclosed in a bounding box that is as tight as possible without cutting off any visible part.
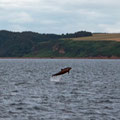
[0,59,120,120]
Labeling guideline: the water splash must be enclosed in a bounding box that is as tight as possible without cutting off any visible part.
[50,75,62,82]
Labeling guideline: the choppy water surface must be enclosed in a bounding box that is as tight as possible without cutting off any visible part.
[0,59,120,120]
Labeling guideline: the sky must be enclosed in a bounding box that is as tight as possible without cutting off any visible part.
[0,0,120,34]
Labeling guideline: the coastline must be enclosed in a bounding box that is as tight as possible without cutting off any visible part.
[0,56,120,59]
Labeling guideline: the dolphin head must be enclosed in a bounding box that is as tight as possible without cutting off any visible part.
[67,67,72,71]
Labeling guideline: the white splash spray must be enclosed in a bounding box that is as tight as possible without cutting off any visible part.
[50,75,62,82]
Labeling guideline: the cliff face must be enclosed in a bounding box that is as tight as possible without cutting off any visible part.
[52,45,59,51]
[52,45,65,54]
[59,48,65,54]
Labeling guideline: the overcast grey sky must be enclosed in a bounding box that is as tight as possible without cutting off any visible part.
[0,0,120,33]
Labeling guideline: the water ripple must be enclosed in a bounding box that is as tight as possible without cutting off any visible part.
[0,59,120,120]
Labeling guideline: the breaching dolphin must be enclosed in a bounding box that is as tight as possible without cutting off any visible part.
[52,67,72,76]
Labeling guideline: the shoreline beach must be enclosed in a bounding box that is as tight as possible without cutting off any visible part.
[0,56,120,59]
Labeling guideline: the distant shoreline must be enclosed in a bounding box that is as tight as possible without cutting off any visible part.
[0,57,120,59]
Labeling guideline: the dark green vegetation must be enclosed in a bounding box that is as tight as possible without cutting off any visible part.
[0,30,120,58]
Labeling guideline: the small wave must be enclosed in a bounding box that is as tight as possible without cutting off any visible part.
[50,75,62,82]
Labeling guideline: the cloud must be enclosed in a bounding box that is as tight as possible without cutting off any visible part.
[9,24,27,32]
[99,23,120,33]
[0,0,120,33]
[9,12,34,24]
[0,11,33,23]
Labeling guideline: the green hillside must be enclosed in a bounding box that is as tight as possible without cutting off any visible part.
[25,40,120,58]
[0,30,120,58]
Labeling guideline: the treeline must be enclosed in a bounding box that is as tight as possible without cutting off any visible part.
[61,31,92,38]
[0,30,92,40]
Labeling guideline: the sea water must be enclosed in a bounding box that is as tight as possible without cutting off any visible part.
[0,59,120,120]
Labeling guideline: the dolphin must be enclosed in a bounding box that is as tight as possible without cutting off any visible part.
[52,67,72,76]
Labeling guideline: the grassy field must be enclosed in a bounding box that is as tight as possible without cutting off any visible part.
[72,33,120,41]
